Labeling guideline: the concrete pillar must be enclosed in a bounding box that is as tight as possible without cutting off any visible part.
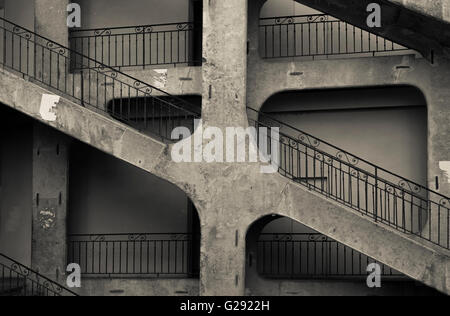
[31,123,69,282]
[35,0,69,46]
[34,0,70,86]
[198,0,250,296]
[247,0,266,64]
[201,0,249,128]
[200,218,247,296]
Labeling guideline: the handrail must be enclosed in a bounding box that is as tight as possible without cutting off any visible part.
[257,233,403,277]
[69,21,196,34]
[259,13,412,59]
[250,107,447,201]
[68,20,201,69]
[0,253,78,296]
[0,16,200,141]
[67,233,200,277]
[248,106,450,250]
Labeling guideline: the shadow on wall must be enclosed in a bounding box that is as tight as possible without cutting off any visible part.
[0,105,33,266]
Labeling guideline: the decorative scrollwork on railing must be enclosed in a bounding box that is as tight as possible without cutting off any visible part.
[135,26,153,33]
[42,279,63,294]
[271,234,293,241]
[170,234,190,241]
[94,28,111,36]
[275,17,294,25]
[439,198,450,208]
[129,234,147,241]
[11,263,30,277]
[336,151,359,166]
[351,169,368,181]
[12,26,32,40]
[133,81,153,95]
[298,134,320,148]
[308,234,329,242]
[398,180,421,194]
[315,153,333,164]
[307,15,328,23]
[386,185,405,197]
[46,42,66,56]
[97,66,118,79]
[177,23,194,31]
[89,235,106,242]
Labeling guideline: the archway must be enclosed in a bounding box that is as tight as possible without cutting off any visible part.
[254,85,430,238]
[245,215,441,296]
[67,138,201,295]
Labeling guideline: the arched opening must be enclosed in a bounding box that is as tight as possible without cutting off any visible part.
[258,0,415,60]
[249,85,435,243]
[246,215,441,296]
[67,139,201,295]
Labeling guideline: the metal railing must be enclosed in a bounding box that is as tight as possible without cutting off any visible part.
[0,17,200,141]
[247,107,450,250]
[0,253,78,296]
[69,22,202,70]
[257,233,402,278]
[67,233,200,277]
[259,14,411,59]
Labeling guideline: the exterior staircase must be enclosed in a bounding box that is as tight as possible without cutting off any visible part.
[0,254,77,296]
[293,0,450,61]
[0,16,449,294]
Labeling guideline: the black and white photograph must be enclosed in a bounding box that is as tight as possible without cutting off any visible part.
[0,0,449,305]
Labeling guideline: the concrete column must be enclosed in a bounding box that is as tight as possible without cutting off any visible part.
[247,0,266,65]
[31,123,69,282]
[201,0,249,128]
[35,0,69,46]
[199,0,250,296]
[34,0,70,86]
[200,218,247,296]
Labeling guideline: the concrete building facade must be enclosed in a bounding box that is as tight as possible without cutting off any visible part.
[0,0,450,296]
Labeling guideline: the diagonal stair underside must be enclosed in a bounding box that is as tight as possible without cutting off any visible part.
[1,17,450,294]
[294,0,450,61]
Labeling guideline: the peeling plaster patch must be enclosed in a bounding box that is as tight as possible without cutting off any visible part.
[444,1,450,22]
[439,161,450,183]
[38,208,56,229]
[153,69,168,89]
[40,94,60,121]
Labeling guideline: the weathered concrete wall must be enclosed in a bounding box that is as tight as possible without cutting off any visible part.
[1,52,450,294]
[77,278,199,296]
[69,141,190,235]
[121,67,202,97]
[390,0,450,23]
[247,52,450,198]
[35,0,69,46]
[31,123,69,282]
[4,0,33,29]
[77,0,190,29]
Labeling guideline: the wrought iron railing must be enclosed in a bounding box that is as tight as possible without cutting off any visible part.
[0,253,78,296]
[0,17,200,141]
[69,22,202,70]
[257,233,402,278]
[68,233,200,277]
[247,107,450,250]
[259,14,412,59]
